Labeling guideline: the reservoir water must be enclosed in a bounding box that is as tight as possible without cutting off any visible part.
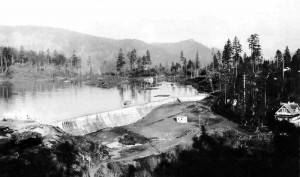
[0,81,199,123]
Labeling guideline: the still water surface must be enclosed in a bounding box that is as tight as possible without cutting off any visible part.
[0,81,199,123]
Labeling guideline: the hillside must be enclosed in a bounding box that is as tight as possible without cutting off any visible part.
[0,26,212,70]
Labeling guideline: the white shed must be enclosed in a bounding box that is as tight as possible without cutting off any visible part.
[176,116,187,123]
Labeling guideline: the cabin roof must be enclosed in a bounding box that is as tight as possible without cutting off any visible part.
[276,103,300,115]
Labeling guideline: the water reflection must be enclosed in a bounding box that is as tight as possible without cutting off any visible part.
[0,81,199,123]
[0,82,14,101]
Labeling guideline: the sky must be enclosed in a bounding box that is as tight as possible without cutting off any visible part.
[1,0,299,58]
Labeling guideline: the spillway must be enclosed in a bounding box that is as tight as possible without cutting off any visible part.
[52,94,208,135]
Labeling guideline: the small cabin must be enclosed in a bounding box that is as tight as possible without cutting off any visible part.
[275,102,300,121]
[176,116,187,123]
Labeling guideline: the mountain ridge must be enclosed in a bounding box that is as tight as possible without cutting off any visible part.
[0,25,212,69]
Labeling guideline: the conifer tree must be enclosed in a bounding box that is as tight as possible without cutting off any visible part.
[180,51,187,75]
[146,50,151,65]
[247,34,261,73]
[283,46,291,68]
[222,39,233,70]
[116,48,125,72]
[232,36,242,76]
[195,51,200,77]
[275,50,283,68]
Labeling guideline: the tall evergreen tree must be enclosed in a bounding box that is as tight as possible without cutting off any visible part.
[170,62,175,74]
[1,47,13,73]
[116,48,125,72]
[247,34,261,73]
[195,51,200,69]
[46,49,51,65]
[187,59,195,77]
[180,51,187,75]
[216,50,222,70]
[275,50,283,68]
[71,50,80,69]
[18,46,25,64]
[146,50,151,66]
[127,49,137,71]
[213,54,219,69]
[283,46,291,68]
[142,55,147,70]
[222,39,233,69]
[195,51,200,77]
[290,49,300,76]
[232,36,242,76]
[136,56,143,71]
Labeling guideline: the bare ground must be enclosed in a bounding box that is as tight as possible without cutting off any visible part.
[85,96,241,162]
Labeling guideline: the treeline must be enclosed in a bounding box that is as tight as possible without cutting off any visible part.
[0,46,83,76]
[168,50,201,77]
[116,48,205,77]
[116,49,152,75]
[205,34,300,127]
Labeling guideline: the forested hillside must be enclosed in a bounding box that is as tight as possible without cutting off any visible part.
[0,26,212,72]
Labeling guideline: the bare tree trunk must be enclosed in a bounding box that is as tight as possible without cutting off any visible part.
[253,59,255,73]
[4,56,8,75]
[236,61,238,77]
[219,73,221,91]
[1,54,3,73]
[225,84,227,104]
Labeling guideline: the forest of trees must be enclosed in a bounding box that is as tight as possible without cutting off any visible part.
[0,46,83,76]
[204,34,300,128]
[116,48,152,75]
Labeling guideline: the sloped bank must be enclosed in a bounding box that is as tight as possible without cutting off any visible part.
[52,94,208,136]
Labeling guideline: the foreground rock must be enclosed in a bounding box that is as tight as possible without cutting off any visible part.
[0,122,109,177]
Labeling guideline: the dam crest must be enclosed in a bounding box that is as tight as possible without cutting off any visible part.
[52,94,208,135]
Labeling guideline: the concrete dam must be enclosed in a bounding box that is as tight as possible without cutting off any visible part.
[52,94,208,135]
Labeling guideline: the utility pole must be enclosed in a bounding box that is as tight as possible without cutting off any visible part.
[219,73,221,91]
[243,74,246,109]
[199,114,200,131]
[212,47,214,72]
[283,56,285,79]
[225,84,227,104]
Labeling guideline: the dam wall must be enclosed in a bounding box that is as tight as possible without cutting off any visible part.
[52,94,207,135]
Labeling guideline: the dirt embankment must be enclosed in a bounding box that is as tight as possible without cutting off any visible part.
[83,95,249,176]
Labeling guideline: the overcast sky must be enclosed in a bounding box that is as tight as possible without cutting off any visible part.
[1,0,299,58]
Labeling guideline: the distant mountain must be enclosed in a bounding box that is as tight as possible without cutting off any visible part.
[0,26,212,70]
